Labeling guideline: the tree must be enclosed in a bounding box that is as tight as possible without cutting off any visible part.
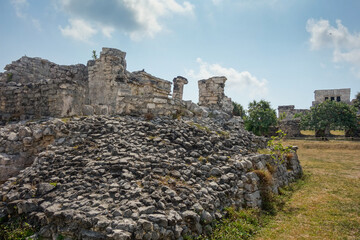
[301,100,358,137]
[245,100,277,136]
[232,101,246,118]
[353,92,360,110]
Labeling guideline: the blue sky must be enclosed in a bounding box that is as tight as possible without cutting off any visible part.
[1,0,360,110]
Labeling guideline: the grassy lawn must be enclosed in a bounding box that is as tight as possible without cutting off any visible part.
[254,140,360,240]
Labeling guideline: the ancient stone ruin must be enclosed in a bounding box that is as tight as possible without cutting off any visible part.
[198,76,233,114]
[1,47,235,124]
[0,48,303,240]
[277,105,309,137]
[278,88,357,138]
[312,88,351,106]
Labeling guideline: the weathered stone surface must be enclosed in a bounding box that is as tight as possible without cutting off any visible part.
[198,76,232,114]
[0,115,302,239]
[172,76,188,101]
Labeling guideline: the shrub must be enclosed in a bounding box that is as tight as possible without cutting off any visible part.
[232,101,246,118]
[245,100,277,136]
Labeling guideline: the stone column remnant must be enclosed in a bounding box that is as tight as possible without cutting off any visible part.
[172,76,188,101]
[198,76,232,113]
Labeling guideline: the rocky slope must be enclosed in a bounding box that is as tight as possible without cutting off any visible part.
[0,116,302,239]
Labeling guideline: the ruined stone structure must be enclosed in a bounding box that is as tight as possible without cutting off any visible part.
[198,76,232,114]
[1,48,210,123]
[278,105,309,120]
[0,115,302,239]
[312,88,351,106]
[276,106,308,137]
[278,119,302,137]
[172,76,188,101]
[0,57,88,122]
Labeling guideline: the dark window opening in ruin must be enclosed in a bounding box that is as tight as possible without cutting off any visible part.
[336,96,341,102]
[330,97,335,101]
[325,97,329,101]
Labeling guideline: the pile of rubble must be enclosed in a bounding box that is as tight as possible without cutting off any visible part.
[0,116,302,239]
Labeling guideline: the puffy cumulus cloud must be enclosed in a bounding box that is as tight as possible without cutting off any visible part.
[186,58,268,100]
[58,0,194,41]
[10,0,42,30]
[306,19,360,76]
[60,18,98,42]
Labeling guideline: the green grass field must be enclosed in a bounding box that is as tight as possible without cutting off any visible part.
[254,140,360,239]
[205,140,360,240]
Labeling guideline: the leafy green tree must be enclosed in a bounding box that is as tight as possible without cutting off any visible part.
[353,92,360,110]
[232,101,246,118]
[301,100,358,137]
[245,100,277,136]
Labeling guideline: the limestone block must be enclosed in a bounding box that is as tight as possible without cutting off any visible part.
[147,103,156,109]
[83,105,94,116]
[153,98,168,104]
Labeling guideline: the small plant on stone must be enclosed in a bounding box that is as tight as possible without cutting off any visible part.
[267,130,293,163]
[92,50,97,60]
[49,182,57,187]
[6,73,13,82]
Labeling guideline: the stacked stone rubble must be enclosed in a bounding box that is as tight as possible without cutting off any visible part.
[0,115,302,239]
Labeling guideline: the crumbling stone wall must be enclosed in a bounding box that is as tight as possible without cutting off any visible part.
[0,48,234,122]
[77,48,183,117]
[278,119,302,137]
[198,76,232,113]
[0,57,88,123]
[278,105,309,120]
[277,105,309,137]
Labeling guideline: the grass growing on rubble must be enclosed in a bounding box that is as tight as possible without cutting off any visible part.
[0,215,36,240]
[202,140,360,240]
[200,175,304,240]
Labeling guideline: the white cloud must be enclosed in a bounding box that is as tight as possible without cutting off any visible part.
[59,18,97,42]
[11,0,28,18]
[212,0,223,5]
[58,0,194,41]
[10,0,42,30]
[186,58,268,101]
[101,26,115,38]
[306,18,360,76]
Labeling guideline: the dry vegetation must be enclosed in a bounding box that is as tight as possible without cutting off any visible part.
[300,130,346,136]
[255,140,360,240]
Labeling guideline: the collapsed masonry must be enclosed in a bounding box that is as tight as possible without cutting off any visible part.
[277,105,309,137]
[0,48,232,124]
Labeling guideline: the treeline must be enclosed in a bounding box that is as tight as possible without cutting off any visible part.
[233,92,360,137]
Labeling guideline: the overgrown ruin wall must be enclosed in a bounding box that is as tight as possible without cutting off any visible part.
[278,105,309,120]
[277,105,308,137]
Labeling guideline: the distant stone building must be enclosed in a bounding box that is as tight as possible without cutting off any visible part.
[312,88,351,106]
